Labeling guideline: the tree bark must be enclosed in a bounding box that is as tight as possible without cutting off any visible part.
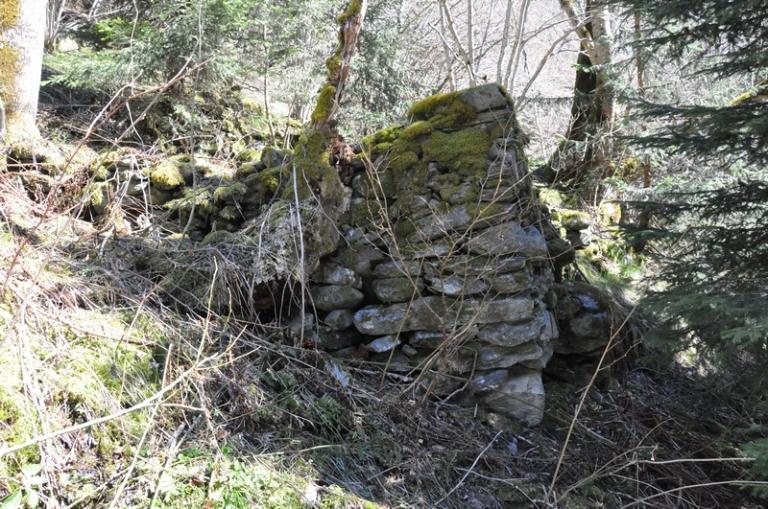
[1,0,46,142]
[290,0,367,210]
[545,0,615,193]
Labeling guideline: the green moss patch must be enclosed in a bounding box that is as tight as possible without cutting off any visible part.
[400,120,432,140]
[407,91,477,128]
[336,0,363,23]
[150,160,186,190]
[423,127,492,176]
[310,85,337,124]
[213,182,247,203]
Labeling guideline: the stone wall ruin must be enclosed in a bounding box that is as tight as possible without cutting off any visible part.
[88,84,618,427]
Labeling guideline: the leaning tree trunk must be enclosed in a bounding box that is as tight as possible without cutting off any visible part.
[290,0,367,213]
[1,0,46,142]
[545,0,614,196]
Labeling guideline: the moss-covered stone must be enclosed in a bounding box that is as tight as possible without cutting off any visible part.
[423,127,492,176]
[150,159,186,190]
[201,229,235,245]
[362,125,402,153]
[83,182,111,215]
[163,187,214,218]
[236,147,262,163]
[536,187,565,209]
[236,160,266,178]
[598,201,622,226]
[286,129,343,205]
[400,120,433,140]
[439,181,479,205]
[261,146,291,167]
[213,181,247,203]
[387,150,420,173]
[217,204,241,221]
[553,209,592,231]
[407,91,477,128]
[248,166,289,195]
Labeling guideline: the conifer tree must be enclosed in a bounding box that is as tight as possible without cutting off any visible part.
[611,0,768,483]
[610,0,768,371]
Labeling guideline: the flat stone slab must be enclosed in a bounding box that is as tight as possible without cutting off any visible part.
[372,277,422,303]
[353,296,534,336]
[324,309,355,330]
[407,205,473,242]
[373,260,423,278]
[469,341,550,370]
[310,285,364,312]
[465,222,547,258]
[476,310,558,347]
[427,274,488,297]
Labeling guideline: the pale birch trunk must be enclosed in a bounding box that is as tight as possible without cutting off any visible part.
[1,0,46,141]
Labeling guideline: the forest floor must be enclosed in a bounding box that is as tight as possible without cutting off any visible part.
[0,106,765,508]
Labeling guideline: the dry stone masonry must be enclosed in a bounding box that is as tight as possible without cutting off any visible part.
[299,84,566,426]
[87,84,617,427]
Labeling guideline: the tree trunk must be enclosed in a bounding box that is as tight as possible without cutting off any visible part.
[1,0,46,142]
[290,0,367,222]
[545,0,614,194]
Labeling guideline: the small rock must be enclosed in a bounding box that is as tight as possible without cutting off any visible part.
[571,311,611,338]
[314,328,361,351]
[430,255,527,277]
[337,244,387,276]
[409,330,446,350]
[324,309,354,330]
[427,275,488,297]
[458,83,511,112]
[372,277,422,303]
[310,285,364,312]
[486,270,533,294]
[479,368,546,426]
[288,313,315,337]
[407,205,473,242]
[365,335,401,353]
[567,229,593,249]
[372,259,423,278]
[312,263,362,288]
[476,311,557,347]
[467,341,548,370]
[439,182,478,205]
